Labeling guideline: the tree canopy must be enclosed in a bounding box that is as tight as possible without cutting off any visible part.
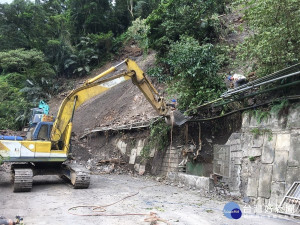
[0,0,299,130]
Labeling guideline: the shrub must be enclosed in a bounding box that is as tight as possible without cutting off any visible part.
[127,17,150,53]
[0,48,55,129]
[235,0,300,75]
[163,36,225,110]
[146,0,225,56]
[149,118,170,151]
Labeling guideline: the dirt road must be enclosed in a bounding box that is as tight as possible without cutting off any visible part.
[0,171,299,225]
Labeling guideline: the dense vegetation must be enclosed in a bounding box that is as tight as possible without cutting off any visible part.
[235,0,300,75]
[0,0,160,129]
[0,0,299,130]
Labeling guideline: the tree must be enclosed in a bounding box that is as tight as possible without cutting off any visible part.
[236,0,300,75]
[67,0,112,40]
[162,36,225,109]
[146,0,225,56]
[0,48,56,130]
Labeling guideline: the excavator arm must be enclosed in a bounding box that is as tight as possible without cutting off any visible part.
[50,59,175,144]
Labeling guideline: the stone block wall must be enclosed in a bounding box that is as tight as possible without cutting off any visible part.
[115,137,159,175]
[214,103,300,206]
[160,146,183,175]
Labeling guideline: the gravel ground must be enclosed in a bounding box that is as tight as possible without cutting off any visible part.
[0,171,299,225]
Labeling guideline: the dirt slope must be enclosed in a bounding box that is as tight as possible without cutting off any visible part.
[48,47,160,137]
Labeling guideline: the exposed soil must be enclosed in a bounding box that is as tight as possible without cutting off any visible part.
[48,47,160,138]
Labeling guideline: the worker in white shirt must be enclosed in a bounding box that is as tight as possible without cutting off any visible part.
[227,74,248,88]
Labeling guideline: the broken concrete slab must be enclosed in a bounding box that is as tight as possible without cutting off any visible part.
[248,147,262,157]
[261,133,276,164]
[229,165,241,193]
[269,182,286,206]
[286,167,299,191]
[136,139,145,156]
[134,163,140,172]
[287,103,300,128]
[139,165,146,175]
[129,148,137,164]
[230,144,241,151]
[258,164,272,198]
[252,134,264,148]
[167,172,213,192]
[242,112,251,127]
[116,139,127,154]
[272,150,288,182]
[288,132,300,166]
[241,133,252,150]
[230,139,241,145]
[195,176,213,191]
[149,148,156,157]
[247,177,258,197]
[275,133,290,151]
[213,145,230,177]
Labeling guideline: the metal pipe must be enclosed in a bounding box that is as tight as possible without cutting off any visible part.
[189,95,300,122]
[85,60,126,85]
[185,98,223,114]
[214,80,300,108]
[70,96,78,122]
[222,71,300,97]
[224,63,300,94]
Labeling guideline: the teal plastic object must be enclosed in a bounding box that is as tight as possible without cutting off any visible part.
[39,100,49,115]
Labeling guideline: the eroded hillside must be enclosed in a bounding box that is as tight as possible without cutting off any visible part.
[48,47,160,137]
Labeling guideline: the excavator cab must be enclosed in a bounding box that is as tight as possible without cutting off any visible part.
[30,122,53,141]
[2,58,189,192]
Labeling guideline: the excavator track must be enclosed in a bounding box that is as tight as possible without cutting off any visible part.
[13,168,33,192]
[71,170,90,189]
[62,163,90,189]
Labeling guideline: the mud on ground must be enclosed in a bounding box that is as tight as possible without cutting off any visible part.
[0,168,299,225]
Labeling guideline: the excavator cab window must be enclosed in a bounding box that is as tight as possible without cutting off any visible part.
[32,122,53,141]
[37,124,49,140]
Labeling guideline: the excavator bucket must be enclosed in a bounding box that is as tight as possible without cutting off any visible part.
[167,110,192,126]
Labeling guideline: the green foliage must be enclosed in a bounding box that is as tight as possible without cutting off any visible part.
[147,66,167,83]
[162,36,225,110]
[88,32,114,55]
[0,80,32,130]
[249,156,256,162]
[127,18,150,53]
[1,73,26,89]
[112,33,128,53]
[271,99,289,118]
[64,34,112,77]
[0,48,55,130]
[67,0,112,39]
[141,144,151,159]
[149,118,170,151]
[146,0,225,56]
[235,0,300,75]
[0,48,55,79]
[249,109,271,124]
[133,0,160,19]
[250,128,273,141]
[215,44,232,67]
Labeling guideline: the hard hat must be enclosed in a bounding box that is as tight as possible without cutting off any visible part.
[171,99,177,102]
[227,75,232,81]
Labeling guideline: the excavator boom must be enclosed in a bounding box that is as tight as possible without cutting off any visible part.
[1,58,189,192]
[51,59,173,143]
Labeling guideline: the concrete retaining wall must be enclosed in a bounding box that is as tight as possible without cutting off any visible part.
[214,103,300,206]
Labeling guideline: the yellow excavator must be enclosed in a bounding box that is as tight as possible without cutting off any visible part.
[0,59,189,192]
